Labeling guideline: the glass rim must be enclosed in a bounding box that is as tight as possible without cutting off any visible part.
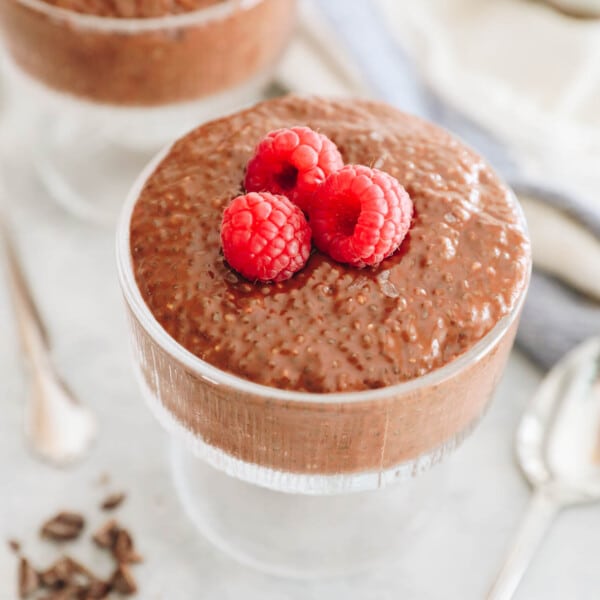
[116,136,532,405]
[15,0,263,31]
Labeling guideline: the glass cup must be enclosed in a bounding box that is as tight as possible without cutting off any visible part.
[0,0,296,224]
[116,143,532,578]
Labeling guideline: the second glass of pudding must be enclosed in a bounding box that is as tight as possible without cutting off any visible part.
[0,0,296,223]
[117,95,531,577]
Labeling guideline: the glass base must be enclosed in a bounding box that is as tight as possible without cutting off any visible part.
[170,438,448,579]
[33,117,153,226]
[4,57,272,225]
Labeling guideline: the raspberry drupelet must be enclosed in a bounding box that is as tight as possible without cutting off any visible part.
[244,126,344,213]
[309,165,413,268]
[221,192,312,283]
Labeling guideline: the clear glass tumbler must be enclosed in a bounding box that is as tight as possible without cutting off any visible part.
[0,0,296,223]
[116,145,531,578]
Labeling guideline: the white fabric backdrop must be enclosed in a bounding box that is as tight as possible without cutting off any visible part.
[379,0,600,205]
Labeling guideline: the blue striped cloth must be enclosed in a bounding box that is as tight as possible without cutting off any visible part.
[317,0,600,369]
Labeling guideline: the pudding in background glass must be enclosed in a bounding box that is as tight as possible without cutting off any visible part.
[0,0,296,107]
[117,95,531,576]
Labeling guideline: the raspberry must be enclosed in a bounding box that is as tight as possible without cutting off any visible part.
[221,192,312,283]
[309,165,413,268]
[244,126,344,213]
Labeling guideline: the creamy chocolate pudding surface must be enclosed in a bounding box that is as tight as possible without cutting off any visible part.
[130,96,530,393]
[39,0,222,18]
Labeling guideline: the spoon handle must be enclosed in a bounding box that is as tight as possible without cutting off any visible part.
[0,217,51,368]
[487,487,561,600]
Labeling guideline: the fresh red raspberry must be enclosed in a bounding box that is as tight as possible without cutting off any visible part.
[244,126,344,213]
[309,165,413,268]
[221,192,312,283]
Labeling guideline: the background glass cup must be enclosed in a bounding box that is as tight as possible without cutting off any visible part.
[116,142,532,578]
[0,0,297,224]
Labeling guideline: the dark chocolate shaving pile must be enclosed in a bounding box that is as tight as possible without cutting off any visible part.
[13,493,142,599]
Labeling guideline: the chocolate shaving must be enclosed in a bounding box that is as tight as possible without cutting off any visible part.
[111,564,137,595]
[100,492,126,511]
[92,520,119,550]
[67,557,97,582]
[9,539,21,554]
[93,520,142,564]
[83,579,111,599]
[18,557,40,598]
[42,585,106,600]
[40,556,77,589]
[113,529,143,564]
[38,586,80,600]
[41,512,85,542]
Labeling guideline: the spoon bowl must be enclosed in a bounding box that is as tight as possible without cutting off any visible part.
[25,364,97,466]
[488,337,600,599]
[1,212,96,467]
[516,336,600,498]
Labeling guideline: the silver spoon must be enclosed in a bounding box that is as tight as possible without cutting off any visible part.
[1,217,96,466]
[488,337,600,599]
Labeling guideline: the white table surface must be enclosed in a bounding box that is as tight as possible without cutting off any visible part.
[1,79,599,600]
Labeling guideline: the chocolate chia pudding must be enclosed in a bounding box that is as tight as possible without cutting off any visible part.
[0,0,296,106]
[119,96,530,478]
[39,0,226,17]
